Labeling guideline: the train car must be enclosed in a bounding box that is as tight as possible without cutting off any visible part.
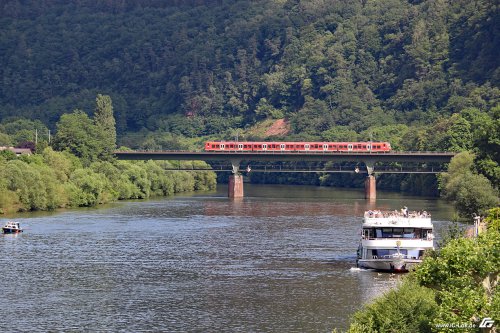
[204,141,391,152]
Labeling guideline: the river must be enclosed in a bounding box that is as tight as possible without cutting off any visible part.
[0,184,455,332]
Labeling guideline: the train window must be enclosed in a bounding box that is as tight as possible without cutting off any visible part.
[221,144,225,149]
[305,144,310,150]
[238,144,243,149]
[262,144,267,150]
[348,144,353,150]
[323,144,328,150]
[280,144,285,150]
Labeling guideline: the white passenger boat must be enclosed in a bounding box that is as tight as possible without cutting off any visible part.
[2,221,23,234]
[356,209,434,272]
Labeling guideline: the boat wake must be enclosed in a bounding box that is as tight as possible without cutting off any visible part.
[349,267,374,272]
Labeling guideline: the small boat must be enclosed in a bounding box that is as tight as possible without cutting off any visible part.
[2,221,23,234]
[356,209,434,272]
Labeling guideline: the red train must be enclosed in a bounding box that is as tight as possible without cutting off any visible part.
[205,141,391,152]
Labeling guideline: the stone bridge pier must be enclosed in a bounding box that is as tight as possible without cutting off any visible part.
[364,160,376,200]
[228,159,244,198]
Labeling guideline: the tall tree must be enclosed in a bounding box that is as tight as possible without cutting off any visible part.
[53,110,101,166]
[94,94,117,160]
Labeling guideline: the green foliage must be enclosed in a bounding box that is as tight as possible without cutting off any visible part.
[0,118,49,146]
[69,168,110,206]
[0,149,17,161]
[347,278,437,333]
[483,207,500,232]
[321,126,358,142]
[415,227,500,331]
[0,0,497,138]
[0,143,216,213]
[94,94,117,160]
[440,151,498,217]
[53,110,102,165]
[0,131,12,146]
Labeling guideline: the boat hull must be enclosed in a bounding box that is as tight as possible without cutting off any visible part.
[357,258,422,272]
[2,227,23,234]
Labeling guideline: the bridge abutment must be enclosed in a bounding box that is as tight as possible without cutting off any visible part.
[228,174,244,198]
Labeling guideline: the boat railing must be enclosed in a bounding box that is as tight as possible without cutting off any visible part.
[371,254,422,260]
[364,210,431,219]
[362,236,434,241]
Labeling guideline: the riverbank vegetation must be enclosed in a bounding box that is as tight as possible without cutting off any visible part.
[345,208,500,333]
[0,95,216,214]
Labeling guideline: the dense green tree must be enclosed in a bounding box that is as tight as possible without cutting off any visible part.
[415,228,500,331]
[0,132,12,146]
[320,126,358,142]
[347,278,437,333]
[53,110,102,165]
[439,151,498,217]
[0,119,49,146]
[94,94,117,160]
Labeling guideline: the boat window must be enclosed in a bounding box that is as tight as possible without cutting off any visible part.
[403,228,415,238]
[362,228,374,238]
[392,229,403,238]
[382,228,393,237]
[407,250,421,259]
[371,249,409,258]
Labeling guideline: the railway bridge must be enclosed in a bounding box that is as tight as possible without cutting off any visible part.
[114,150,455,200]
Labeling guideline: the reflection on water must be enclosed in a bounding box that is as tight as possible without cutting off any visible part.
[0,184,454,332]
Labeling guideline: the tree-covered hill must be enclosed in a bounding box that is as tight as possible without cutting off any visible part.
[1,0,498,135]
[1,0,499,193]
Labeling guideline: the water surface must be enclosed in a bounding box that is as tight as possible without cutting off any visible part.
[0,184,455,332]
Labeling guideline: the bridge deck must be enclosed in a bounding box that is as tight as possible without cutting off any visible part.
[115,150,455,163]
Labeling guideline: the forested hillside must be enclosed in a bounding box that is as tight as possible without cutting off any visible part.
[1,0,497,132]
[0,0,499,195]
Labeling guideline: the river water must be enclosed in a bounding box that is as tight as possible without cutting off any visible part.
[0,184,455,332]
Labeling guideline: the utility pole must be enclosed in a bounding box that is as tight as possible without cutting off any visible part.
[35,128,38,145]
[48,130,51,144]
